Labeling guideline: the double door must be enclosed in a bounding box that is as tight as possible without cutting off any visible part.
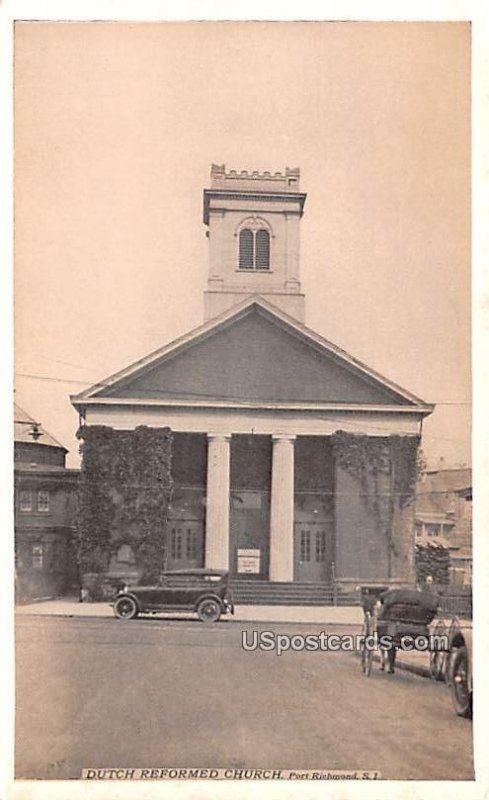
[167,519,204,570]
[294,522,333,582]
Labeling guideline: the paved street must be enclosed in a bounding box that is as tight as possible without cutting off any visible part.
[16,615,473,781]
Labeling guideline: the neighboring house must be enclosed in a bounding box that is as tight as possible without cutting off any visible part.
[415,468,472,585]
[71,165,434,605]
[14,404,79,602]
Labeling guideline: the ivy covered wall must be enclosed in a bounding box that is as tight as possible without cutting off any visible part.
[76,425,173,594]
[332,432,421,586]
[75,424,421,595]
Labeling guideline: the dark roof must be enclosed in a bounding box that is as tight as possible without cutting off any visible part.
[14,403,68,452]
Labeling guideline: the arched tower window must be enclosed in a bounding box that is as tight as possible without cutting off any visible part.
[255,229,270,270]
[238,226,270,271]
[239,229,254,270]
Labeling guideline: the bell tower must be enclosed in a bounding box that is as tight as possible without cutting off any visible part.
[203,164,307,321]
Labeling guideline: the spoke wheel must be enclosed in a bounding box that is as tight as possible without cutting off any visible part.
[197,598,221,624]
[360,614,373,677]
[450,646,472,718]
[113,596,138,620]
[363,647,373,677]
[430,622,448,681]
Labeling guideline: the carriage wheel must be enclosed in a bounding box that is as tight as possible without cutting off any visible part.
[430,621,448,681]
[360,613,373,677]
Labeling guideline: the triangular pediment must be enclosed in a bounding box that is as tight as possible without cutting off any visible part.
[73,298,429,409]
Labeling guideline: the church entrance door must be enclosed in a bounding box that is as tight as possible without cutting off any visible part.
[294,521,333,582]
[167,520,204,571]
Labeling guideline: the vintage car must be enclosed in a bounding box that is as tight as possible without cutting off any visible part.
[112,568,234,623]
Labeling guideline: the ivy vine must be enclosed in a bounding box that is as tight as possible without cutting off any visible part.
[415,541,450,585]
[331,431,421,570]
[76,425,173,581]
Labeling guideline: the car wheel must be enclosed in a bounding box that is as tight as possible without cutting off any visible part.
[450,646,472,718]
[197,598,221,623]
[113,595,139,620]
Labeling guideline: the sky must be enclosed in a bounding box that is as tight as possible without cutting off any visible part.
[13,21,471,469]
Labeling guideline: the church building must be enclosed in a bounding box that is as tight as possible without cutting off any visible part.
[71,165,433,604]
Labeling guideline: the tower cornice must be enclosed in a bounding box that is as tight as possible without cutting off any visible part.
[203,189,306,225]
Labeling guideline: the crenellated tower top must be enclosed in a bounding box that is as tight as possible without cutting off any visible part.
[209,163,301,194]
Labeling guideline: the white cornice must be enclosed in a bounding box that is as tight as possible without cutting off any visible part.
[72,395,433,416]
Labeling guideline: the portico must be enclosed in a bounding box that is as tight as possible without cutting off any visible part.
[74,355,430,593]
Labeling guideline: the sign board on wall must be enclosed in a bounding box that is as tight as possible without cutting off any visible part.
[237,548,260,574]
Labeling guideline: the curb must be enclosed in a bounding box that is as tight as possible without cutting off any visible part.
[15,610,361,628]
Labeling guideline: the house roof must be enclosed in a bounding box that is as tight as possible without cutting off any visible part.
[416,534,454,550]
[415,468,472,519]
[14,403,68,452]
[71,296,433,414]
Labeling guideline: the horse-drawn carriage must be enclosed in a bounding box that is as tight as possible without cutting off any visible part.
[359,585,473,719]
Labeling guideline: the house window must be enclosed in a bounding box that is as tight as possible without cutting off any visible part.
[426,524,441,537]
[186,529,198,560]
[315,531,326,562]
[238,228,270,270]
[31,543,44,569]
[170,527,183,560]
[300,530,311,562]
[20,491,32,512]
[38,491,50,512]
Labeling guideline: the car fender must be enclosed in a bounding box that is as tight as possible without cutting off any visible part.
[193,593,224,612]
[113,591,142,612]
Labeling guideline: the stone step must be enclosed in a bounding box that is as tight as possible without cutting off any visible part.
[232,582,333,606]
[229,580,362,607]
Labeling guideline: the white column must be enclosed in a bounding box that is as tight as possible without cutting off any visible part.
[269,434,296,582]
[205,434,231,570]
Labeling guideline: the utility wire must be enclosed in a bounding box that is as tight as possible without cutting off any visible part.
[14,370,472,405]
[14,372,471,443]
